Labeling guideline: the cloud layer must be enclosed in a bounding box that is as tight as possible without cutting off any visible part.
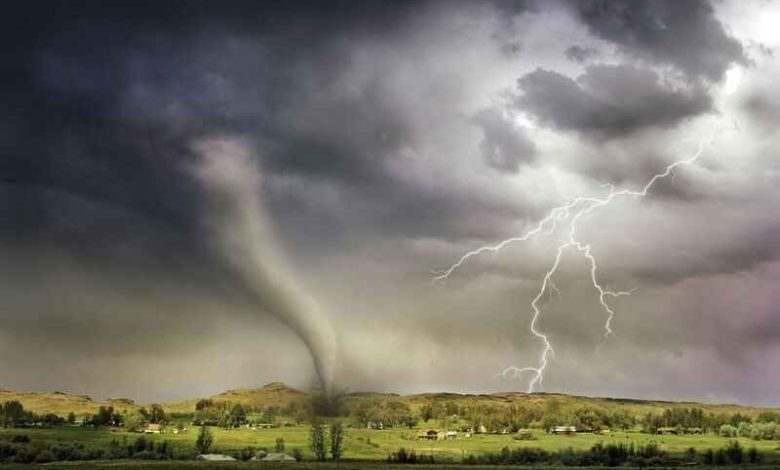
[2,0,780,405]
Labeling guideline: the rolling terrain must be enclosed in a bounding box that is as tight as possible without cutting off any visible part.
[3,382,778,419]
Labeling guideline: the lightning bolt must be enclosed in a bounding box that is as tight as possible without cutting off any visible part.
[436,128,717,392]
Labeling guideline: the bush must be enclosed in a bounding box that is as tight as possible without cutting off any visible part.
[291,448,303,462]
[388,447,435,464]
[34,449,53,463]
[513,430,535,440]
[724,440,743,464]
[134,449,163,460]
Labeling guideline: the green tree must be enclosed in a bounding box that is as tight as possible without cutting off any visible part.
[195,425,214,454]
[195,399,214,411]
[66,412,76,425]
[275,437,285,453]
[1,401,25,428]
[228,403,247,428]
[93,405,115,428]
[309,421,327,461]
[149,404,166,424]
[330,421,344,461]
[123,410,147,432]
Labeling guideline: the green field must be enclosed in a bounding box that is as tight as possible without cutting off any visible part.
[2,424,779,461]
[1,461,780,470]
[3,383,780,466]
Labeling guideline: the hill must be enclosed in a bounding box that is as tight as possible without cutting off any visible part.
[163,382,309,414]
[0,390,137,416]
[3,383,777,419]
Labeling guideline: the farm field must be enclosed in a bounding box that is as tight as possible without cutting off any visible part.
[2,425,779,461]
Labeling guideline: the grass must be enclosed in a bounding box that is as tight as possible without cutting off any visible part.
[3,383,780,465]
[2,425,779,461]
[1,461,780,470]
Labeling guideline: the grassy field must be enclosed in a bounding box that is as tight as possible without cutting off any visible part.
[3,383,780,465]
[1,461,780,470]
[2,424,780,461]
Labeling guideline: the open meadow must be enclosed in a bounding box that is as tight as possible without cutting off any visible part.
[3,384,780,466]
[2,423,780,461]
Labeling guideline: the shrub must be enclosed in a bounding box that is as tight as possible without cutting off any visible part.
[195,425,213,454]
[291,448,303,462]
[34,449,53,463]
[134,450,162,460]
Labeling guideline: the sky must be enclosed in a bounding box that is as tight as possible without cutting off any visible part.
[3,0,780,405]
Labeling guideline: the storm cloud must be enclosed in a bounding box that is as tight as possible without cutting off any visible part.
[2,0,780,406]
[471,108,537,173]
[516,64,713,137]
[571,0,747,81]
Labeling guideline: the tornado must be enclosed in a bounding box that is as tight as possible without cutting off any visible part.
[193,137,337,396]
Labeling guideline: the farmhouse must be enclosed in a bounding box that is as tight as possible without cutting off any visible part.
[417,429,444,440]
[144,423,164,434]
[547,426,577,435]
[656,426,702,435]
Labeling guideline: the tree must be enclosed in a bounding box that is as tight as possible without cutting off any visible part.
[195,399,214,411]
[275,437,285,453]
[404,415,419,429]
[148,404,166,424]
[309,421,327,461]
[228,404,247,428]
[93,406,116,428]
[195,425,214,454]
[123,410,147,432]
[720,424,737,438]
[67,412,76,425]
[1,401,25,428]
[420,400,440,422]
[330,422,344,461]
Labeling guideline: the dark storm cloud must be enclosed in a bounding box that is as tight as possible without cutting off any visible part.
[515,64,712,137]
[564,45,598,63]
[0,0,501,265]
[470,108,536,173]
[571,0,747,81]
[4,0,780,406]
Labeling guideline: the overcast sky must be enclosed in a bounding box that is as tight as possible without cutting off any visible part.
[3,0,780,406]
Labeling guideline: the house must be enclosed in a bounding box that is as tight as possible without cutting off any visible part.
[656,427,701,435]
[547,426,577,435]
[144,423,164,434]
[260,453,298,462]
[417,429,444,440]
[251,423,274,430]
[68,417,88,427]
[656,427,679,435]
[197,454,236,461]
[444,431,457,440]
[366,421,385,430]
